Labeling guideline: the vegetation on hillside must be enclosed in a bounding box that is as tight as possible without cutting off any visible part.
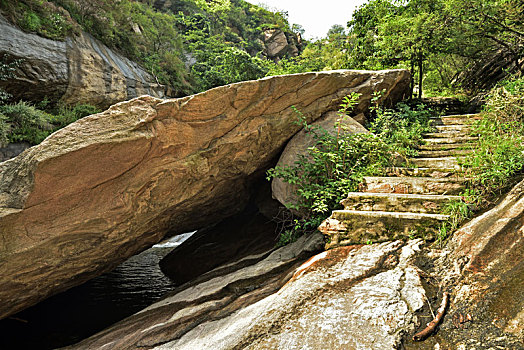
[0,0,301,95]
[438,75,524,243]
[269,0,523,97]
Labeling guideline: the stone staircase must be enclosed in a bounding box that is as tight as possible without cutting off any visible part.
[319,113,481,249]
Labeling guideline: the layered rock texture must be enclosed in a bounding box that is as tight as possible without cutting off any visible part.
[0,69,410,319]
[263,29,299,59]
[0,15,165,109]
[67,237,428,350]
[319,113,480,247]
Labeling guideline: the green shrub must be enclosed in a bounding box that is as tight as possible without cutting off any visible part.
[0,113,9,147]
[368,99,435,158]
[461,76,524,197]
[48,103,101,128]
[0,101,53,144]
[22,11,42,32]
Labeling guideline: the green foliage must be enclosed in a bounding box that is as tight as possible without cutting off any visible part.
[437,198,471,244]
[0,101,53,144]
[267,95,437,245]
[0,55,22,104]
[438,76,524,243]
[0,100,100,145]
[461,75,524,196]
[368,100,435,158]
[1,0,299,96]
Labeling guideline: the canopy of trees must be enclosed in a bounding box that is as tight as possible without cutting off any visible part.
[270,0,523,96]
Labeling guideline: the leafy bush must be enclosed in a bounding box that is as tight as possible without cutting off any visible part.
[0,113,9,146]
[0,101,53,144]
[461,76,524,197]
[0,101,100,145]
[437,76,524,244]
[368,99,435,158]
[48,103,101,128]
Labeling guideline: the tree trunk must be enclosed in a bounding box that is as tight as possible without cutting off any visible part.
[410,53,415,98]
[418,49,423,99]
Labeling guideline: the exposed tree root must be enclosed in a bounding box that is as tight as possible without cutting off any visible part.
[413,292,449,341]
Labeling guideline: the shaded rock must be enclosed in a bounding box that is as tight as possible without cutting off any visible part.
[0,15,165,109]
[159,179,281,284]
[0,142,31,162]
[272,111,369,212]
[264,29,289,58]
[147,240,425,349]
[0,69,410,319]
[65,232,325,349]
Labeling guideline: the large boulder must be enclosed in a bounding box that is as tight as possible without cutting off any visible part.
[422,178,524,348]
[0,69,410,319]
[272,111,369,212]
[0,15,165,109]
[264,29,290,58]
[68,238,425,349]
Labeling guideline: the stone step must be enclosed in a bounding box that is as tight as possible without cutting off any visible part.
[320,210,449,248]
[435,124,472,133]
[416,149,474,158]
[341,192,462,214]
[362,176,467,195]
[424,136,478,145]
[418,143,474,151]
[430,114,481,125]
[423,131,471,138]
[408,157,461,169]
[385,167,458,178]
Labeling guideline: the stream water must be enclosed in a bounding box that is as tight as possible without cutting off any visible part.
[0,232,194,350]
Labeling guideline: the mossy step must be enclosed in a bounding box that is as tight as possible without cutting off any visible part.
[424,136,478,144]
[385,167,458,177]
[423,131,471,138]
[418,143,474,151]
[435,124,472,133]
[362,176,467,195]
[341,192,462,214]
[320,210,449,248]
[408,157,461,169]
[430,114,481,125]
[416,149,473,158]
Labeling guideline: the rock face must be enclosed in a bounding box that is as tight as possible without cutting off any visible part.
[421,178,524,349]
[0,69,411,319]
[272,111,369,212]
[264,29,290,58]
[0,15,165,109]
[66,232,325,349]
[67,238,425,349]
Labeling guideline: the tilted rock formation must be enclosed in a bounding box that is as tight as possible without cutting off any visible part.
[69,238,426,349]
[0,15,165,109]
[0,69,410,319]
[264,29,290,58]
[66,232,325,349]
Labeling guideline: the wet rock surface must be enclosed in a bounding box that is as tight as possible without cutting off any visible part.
[0,69,410,319]
[151,240,425,350]
[65,232,325,349]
